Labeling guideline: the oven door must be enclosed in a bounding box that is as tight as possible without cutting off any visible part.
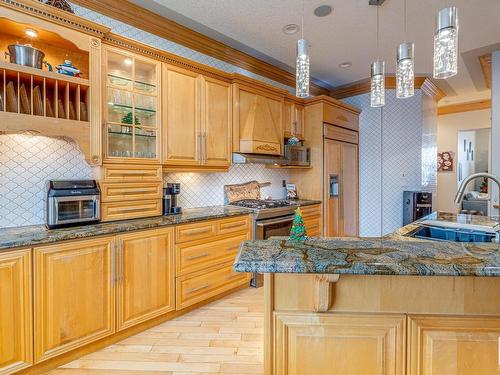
[48,195,100,227]
[255,214,295,240]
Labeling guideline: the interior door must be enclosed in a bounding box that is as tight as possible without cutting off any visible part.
[116,228,175,331]
[200,76,232,167]
[162,64,200,165]
[325,138,342,236]
[341,142,359,236]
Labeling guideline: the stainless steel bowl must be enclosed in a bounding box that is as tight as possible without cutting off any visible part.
[6,44,48,69]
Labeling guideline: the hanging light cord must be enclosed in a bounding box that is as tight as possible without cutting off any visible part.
[376,2,380,60]
[404,0,407,41]
[301,0,304,39]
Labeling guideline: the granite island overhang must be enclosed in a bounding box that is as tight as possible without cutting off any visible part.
[234,212,500,375]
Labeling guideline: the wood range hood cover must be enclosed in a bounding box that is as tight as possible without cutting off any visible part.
[235,86,284,156]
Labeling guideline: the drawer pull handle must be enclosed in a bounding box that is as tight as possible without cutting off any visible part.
[187,283,210,294]
[186,253,210,261]
[113,205,156,213]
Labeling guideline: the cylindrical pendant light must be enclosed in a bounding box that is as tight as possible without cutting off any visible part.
[433,7,458,79]
[370,1,385,108]
[396,42,415,98]
[371,60,385,107]
[296,38,310,98]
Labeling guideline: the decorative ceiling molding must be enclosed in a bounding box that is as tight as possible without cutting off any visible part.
[479,53,492,89]
[70,0,332,96]
[329,76,446,102]
[437,99,491,116]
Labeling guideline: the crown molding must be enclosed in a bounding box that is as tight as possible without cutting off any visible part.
[437,99,491,116]
[329,76,446,102]
[0,0,110,37]
[70,0,332,96]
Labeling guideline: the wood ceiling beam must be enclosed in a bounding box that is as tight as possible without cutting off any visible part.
[437,99,491,116]
[329,76,446,102]
[479,53,492,89]
[70,0,332,96]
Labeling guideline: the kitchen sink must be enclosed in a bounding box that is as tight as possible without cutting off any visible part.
[408,225,497,243]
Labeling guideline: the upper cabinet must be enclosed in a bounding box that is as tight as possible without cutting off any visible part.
[284,100,305,140]
[104,47,161,163]
[0,5,109,165]
[232,82,284,156]
[162,64,231,171]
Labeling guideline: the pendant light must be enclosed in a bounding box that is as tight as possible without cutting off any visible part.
[371,1,385,108]
[396,0,414,98]
[433,7,458,79]
[296,1,310,98]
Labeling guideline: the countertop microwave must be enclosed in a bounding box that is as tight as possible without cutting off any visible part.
[284,145,310,166]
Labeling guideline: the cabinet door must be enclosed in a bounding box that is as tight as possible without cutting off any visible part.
[293,104,305,139]
[325,139,342,236]
[34,237,115,362]
[409,316,500,375]
[200,76,232,167]
[341,142,359,236]
[283,101,293,137]
[162,64,200,165]
[0,249,32,374]
[274,313,405,375]
[116,228,175,331]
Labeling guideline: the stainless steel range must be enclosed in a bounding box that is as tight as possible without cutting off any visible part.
[229,198,300,287]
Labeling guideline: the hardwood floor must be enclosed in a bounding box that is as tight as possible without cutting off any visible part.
[46,287,264,375]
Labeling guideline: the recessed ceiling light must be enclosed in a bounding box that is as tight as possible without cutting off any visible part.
[314,5,333,17]
[339,62,352,68]
[124,58,133,66]
[282,24,300,35]
[25,28,38,38]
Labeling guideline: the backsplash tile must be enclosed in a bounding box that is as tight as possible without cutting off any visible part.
[164,164,290,208]
[0,133,91,228]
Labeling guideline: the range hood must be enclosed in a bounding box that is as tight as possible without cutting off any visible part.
[232,152,288,165]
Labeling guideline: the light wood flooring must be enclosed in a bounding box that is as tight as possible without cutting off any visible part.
[46,287,264,375]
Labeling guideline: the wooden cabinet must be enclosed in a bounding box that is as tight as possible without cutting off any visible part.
[284,101,305,140]
[274,312,405,375]
[301,204,322,236]
[116,228,175,331]
[232,83,284,155]
[408,316,500,375]
[0,249,32,374]
[162,65,232,170]
[34,237,115,362]
[324,137,359,237]
[103,46,161,163]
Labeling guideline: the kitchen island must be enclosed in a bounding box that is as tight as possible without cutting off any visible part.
[234,212,500,375]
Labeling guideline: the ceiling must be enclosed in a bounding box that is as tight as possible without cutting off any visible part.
[130,0,500,105]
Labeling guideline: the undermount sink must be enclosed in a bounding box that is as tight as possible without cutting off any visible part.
[407,225,497,243]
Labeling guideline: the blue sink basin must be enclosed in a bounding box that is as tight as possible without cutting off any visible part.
[409,226,496,243]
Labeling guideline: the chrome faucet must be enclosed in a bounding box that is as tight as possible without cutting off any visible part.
[454,173,500,205]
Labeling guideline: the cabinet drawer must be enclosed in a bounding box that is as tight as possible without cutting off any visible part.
[323,105,359,131]
[216,216,251,236]
[304,216,322,237]
[101,199,162,222]
[176,262,250,310]
[102,164,162,182]
[324,125,358,144]
[100,182,162,202]
[176,221,217,243]
[176,233,249,276]
[300,204,322,218]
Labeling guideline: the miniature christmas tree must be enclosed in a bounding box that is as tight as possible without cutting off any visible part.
[122,112,141,125]
[289,207,308,241]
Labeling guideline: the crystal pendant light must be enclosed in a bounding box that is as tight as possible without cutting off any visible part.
[296,38,310,98]
[433,7,458,79]
[370,1,385,108]
[396,42,415,98]
[296,0,309,98]
[371,60,385,107]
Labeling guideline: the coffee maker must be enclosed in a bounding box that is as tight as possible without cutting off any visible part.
[163,183,181,215]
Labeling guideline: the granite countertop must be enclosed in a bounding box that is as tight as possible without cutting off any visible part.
[234,212,500,277]
[0,206,253,251]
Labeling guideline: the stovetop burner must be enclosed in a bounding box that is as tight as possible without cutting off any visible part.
[230,199,296,210]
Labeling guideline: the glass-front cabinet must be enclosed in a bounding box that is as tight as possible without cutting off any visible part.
[104,47,160,162]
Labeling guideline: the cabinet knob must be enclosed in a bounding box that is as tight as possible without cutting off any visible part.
[91,155,100,164]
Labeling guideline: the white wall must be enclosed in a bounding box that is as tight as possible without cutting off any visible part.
[491,50,500,214]
[436,109,491,213]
